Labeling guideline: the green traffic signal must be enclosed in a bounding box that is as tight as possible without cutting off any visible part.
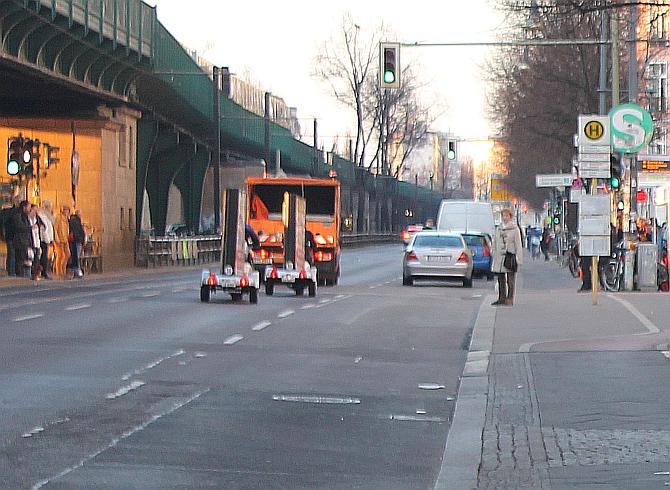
[383,70,395,84]
[610,176,620,189]
[447,141,456,160]
[6,159,19,176]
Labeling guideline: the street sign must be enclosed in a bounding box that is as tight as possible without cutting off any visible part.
[579,195,611,257]
[535,174,573,188]
[578,145,611,154]
[578,115,610,146]
[579,161,610,178]
[609,103,654,154]
[577,153,610,162]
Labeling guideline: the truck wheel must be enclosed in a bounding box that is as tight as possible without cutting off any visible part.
[295,287,304,296]
[308,281,317,297]
[231,293,242,301]
[249,288,259,304]
[200,286,211,302]
[265,282,274,296]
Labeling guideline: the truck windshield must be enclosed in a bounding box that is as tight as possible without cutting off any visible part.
[250,184,335,217]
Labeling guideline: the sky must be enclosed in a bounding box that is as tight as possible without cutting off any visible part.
[145,0,506,164]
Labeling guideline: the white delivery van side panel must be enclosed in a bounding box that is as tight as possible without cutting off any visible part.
[436,200,495,236]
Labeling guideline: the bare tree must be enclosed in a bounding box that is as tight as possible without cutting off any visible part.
[313,14,383,167]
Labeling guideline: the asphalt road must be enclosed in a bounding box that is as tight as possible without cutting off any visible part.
[0,244,491,489]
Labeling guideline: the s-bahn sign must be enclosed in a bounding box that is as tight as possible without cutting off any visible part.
[609,103,654,154]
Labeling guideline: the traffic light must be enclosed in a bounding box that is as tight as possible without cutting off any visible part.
[447,140,456,160]
[22,138,34,177]
[553,209,561,225]
[7,136,22,176]
[610,154,622,190]
[379,42,400,89]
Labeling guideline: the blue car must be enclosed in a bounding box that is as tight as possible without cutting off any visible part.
[462,233,493,280]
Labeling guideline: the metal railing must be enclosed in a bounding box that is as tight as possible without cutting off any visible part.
[135,233,400,268]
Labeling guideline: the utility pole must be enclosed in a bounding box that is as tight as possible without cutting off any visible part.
[628,4,639,223]
[212,66,221,232]
[264,92,271,174]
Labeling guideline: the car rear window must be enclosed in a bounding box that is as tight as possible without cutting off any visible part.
[463,235,485,247]
[413,235,463,248]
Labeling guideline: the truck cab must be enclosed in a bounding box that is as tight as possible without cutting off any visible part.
[246,176,341,285]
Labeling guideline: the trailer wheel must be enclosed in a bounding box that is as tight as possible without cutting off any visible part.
[308,281,317,297]
[200,286,211,302]
[249,288,259,304]
[295,287,304,296]
[265,282,274,296]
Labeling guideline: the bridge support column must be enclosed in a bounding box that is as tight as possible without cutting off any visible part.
[173,146,210,234]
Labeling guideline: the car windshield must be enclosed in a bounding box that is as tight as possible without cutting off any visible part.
[413,235,463,248]
[463,235,486,247]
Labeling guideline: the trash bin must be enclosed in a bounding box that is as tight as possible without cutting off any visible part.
[636,243,658,291]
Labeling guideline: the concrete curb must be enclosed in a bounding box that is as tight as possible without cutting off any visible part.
[434,294,496,490]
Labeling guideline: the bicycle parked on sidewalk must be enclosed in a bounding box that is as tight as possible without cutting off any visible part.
[599,239,626,292]
[565,236,580,278]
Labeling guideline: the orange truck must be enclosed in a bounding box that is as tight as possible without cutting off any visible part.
[246,176,341,285]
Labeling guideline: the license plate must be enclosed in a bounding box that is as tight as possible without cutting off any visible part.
[223,280,238,288]
[427,256,449,262]
[253,258,272,265]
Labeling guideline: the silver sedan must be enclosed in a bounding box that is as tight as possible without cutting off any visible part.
[402,231,474,287]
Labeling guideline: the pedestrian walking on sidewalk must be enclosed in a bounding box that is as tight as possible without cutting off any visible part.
[68,209,85,278]
[54,206,71,278]
[491,208,523,306]
[28,204,43,280]
[11,200,33,278]
[1,195,22,276]
[37,201,54,279]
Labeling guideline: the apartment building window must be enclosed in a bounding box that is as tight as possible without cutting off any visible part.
[650,9,667,40]
[649,127,667,155]
[120,207,125,230]
[128,208,133,231]
[118,126,127,167]
[647,62,667,114]
[128,125,134,169]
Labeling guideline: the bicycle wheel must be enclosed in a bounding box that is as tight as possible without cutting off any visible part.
[568,255,580,278]
[599,261,618,292]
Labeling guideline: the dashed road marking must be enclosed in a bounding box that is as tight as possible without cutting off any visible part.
[223,334,244,345]
[662,351,670,360]
[108,297,128,303]
[64,303,91,311]
[318,298,331,304]
[301,303,316,310]
[140,291,160,298]
[252,321,272,331]
[105,380,145,400]
[277,309,295,319]
[12,313,44,322]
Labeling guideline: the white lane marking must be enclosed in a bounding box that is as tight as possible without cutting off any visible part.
[31,389,209,490]
[107,297,128,303]
[121,350,185,381]
[662,351,670,360]
[607,294,661,334]
[354,356,363,364]
[64,303,91,311]
[277,309,295,319]
[272,394,361,404]
[389,414,446,422]
[140,291,160,298]
[22,426,45,438]
[301,303,316,310]
[334,294,345,299]
[252,321,272,331]
[105,380,145,400]
[369,285,378,289]
[224,335,244,345]
[318,298,331,304]
[12,313,44,322]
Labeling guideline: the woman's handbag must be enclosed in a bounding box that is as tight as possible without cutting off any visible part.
[504,252,518,272]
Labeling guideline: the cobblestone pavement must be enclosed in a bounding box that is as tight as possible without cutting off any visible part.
[478,353,670,489]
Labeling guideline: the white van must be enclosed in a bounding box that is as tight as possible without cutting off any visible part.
[436,200,496,236]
